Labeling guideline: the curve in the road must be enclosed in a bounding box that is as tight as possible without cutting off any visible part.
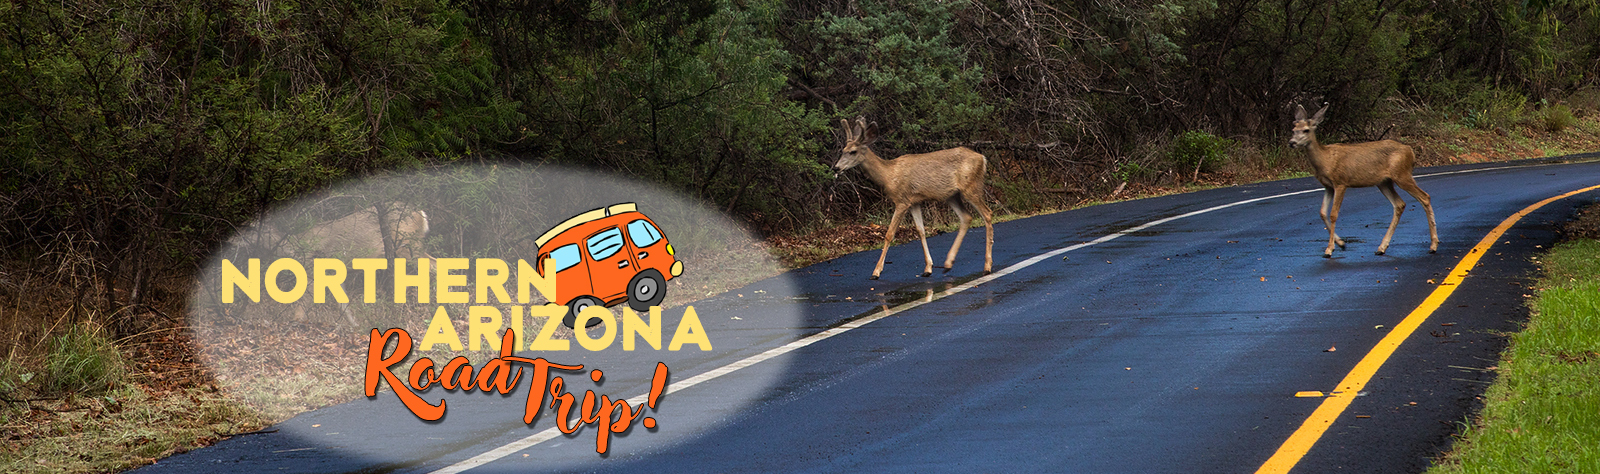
[1257,182,1600,473]
[430,161,1572,474]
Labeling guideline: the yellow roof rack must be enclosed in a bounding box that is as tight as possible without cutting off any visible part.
[535,202,639,248]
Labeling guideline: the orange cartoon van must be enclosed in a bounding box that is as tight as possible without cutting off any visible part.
[534,203,683,327]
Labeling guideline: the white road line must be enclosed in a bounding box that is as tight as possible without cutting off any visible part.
[429,162,1538,473]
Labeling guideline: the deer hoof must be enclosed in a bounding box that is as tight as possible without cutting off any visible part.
[1375,251,1385,256]
[919,272,931,278]
[869,274,880,280]
[1323,253,1332,259]
[942,267,952,274]
[1430,249,1437,254]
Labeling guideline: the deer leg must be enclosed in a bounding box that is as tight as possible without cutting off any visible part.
[1322,186,1348,257]
[1376,181,1406,255]
[1318,188,1336,257]
[1393,175,1439,253]
[942,197,971,272]
[339,301,358,327]
[873,204,909,280]
[962,191,994,273]
[910,205,934,277]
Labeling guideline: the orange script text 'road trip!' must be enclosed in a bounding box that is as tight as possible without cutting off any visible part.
[364,328,669,454]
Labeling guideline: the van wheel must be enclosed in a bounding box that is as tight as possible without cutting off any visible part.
[563,296,605,328]
[626,269,666,311]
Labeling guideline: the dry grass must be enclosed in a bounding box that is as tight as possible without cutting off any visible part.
[2,383,266,473]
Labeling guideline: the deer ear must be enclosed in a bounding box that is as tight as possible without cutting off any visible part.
[862,122,880,144]
[1311,103,1329,125]
[1294,104,1307,121]
[840,118,855,142]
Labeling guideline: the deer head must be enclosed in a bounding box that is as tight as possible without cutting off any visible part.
[834,117,881,178]
[1289,103,1328,148]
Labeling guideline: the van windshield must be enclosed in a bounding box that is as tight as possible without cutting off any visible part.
[551,244,582,273]
[626,219,662,248]
[587,227,624,261]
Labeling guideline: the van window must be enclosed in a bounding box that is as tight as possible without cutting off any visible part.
[627,219,662,248]
[587,227,624,260]
[551,244,582,273]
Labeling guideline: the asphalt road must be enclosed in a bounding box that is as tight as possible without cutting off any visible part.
[138,154,1600,473]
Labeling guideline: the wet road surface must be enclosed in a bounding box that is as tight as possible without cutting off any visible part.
[138,155,1600,473]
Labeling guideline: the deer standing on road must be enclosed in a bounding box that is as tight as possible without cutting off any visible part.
[1290,103,1439,257]
[833,117,993,279]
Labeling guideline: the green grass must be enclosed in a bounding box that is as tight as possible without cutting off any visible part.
[1429,239,1600,473]
[41,323,125,395]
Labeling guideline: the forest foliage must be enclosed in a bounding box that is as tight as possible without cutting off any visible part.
[3,0,1600,337]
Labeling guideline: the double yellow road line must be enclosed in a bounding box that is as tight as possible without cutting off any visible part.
[1257,183,1600,473]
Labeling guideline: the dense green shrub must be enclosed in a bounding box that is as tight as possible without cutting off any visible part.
[1458,88,1530,130]
[808,0,993,137]
[0,0,519,335]
[43,323,126,395]
[1169,131,1235,175]
[1114,161,1156,183]
[1537,103,1579,132]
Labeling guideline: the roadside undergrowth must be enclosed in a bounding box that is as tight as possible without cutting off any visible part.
[1428,203,1600,473]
